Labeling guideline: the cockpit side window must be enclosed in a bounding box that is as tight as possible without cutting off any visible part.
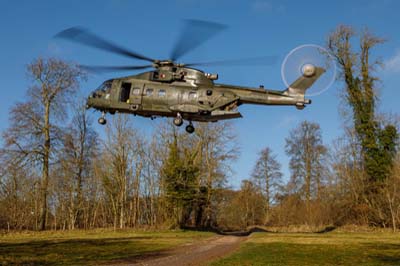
[96,81,112,93]
[93,81,112,99]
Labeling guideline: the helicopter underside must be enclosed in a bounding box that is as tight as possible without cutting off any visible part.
[92,105,242,133]
[108,107,242,123]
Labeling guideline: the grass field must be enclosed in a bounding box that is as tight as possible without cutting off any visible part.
[2,229,400,265]
[210,231,400,266]
[0,229,214,265]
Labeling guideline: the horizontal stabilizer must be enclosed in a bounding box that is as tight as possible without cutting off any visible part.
[288,66,325,93]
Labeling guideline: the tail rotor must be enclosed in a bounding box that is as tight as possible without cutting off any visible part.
[281,44,336,96]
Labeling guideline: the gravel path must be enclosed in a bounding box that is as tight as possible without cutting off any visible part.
[108,235,246,266]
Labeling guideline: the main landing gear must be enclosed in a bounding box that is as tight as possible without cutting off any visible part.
[185,122,195,134]
[173,113,195,134]
[98,112,107,125]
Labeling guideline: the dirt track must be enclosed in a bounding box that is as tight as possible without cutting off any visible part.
[109,235,246,266]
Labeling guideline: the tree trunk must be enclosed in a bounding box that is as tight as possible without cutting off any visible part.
[39,102,51,231]
[265,169,270,224]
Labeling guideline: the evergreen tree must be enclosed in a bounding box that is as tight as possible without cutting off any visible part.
[162,133,198,227]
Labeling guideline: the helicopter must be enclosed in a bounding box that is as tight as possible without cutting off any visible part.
[56,20,325,134]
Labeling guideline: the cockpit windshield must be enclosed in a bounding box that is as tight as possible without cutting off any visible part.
[95,80,112,93]
[91,80,113,99]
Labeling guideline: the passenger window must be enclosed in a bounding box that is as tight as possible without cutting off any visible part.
[132,87,141,95]
[158,89,166,97]
[189,91,197,100]
[146,88,154,96]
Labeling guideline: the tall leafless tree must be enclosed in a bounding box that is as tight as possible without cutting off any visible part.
[252,147,283,223]
[56,101,99,229]
[285,121,327,204]
[1,58,85,230]
[98,114,145,229]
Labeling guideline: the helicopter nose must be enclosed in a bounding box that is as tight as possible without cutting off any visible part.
[86,95,93,109]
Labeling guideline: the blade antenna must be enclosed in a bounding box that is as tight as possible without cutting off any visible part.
[170,19,227,62]
[55,27,155,62]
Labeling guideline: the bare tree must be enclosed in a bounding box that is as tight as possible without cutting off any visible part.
[383,154,400,231]
[55,101,99,229]
[251,147,282,223]
[285,121,327,204]
[99,114,145,229]
[1,58,85,230]
[0,157,38,230]
[193,122,239,228]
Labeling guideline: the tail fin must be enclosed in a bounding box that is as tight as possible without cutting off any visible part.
[286,66,326,95]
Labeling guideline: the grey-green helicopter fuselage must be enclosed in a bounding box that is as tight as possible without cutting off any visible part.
[87,64,324,129]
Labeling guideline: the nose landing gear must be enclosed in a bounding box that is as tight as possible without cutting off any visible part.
[98,112,107,125]
[173,113,183,127]
[172,113,195,134]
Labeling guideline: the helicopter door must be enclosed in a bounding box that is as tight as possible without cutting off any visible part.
[120,82,131,102]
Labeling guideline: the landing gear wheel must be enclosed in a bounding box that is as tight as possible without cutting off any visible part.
[185,124,195,134]
[98,117,107,125]
[173,117,183,127]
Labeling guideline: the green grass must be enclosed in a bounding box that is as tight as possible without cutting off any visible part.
[0,229,214,265]
[211,232,400,266]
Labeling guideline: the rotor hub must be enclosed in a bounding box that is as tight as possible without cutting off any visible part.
[301,63,316,77]
[153,60,176,68]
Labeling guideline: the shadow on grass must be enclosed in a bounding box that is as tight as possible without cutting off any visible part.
[181,225,271,237]
[0,237,171,266]
[316,226,337,233]
[365,243,400,265]
[213,225,338,236]
[182,225,339,237]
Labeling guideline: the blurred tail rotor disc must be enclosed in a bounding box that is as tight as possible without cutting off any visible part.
[281,44,337,96]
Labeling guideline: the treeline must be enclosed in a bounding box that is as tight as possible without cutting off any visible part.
[0,107,238,230]
[0,25,399,232]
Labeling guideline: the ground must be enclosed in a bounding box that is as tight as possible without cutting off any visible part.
[211,231,400,266]
[0,229,214,265]
[1,229,400,265]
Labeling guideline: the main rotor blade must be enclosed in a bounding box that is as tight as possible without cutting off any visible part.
[79,64,153,73]
[170,19,227,61]
[184,55,279,67]
[55,27,155,63]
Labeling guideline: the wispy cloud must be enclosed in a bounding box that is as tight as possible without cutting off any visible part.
[385,50,400,73]
[251,0,285,13]
[252,0,272,12]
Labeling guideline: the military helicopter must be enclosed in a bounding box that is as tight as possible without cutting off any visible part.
[56,20,325,134]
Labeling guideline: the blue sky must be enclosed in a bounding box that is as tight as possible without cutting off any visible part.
[1,0,400,188]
